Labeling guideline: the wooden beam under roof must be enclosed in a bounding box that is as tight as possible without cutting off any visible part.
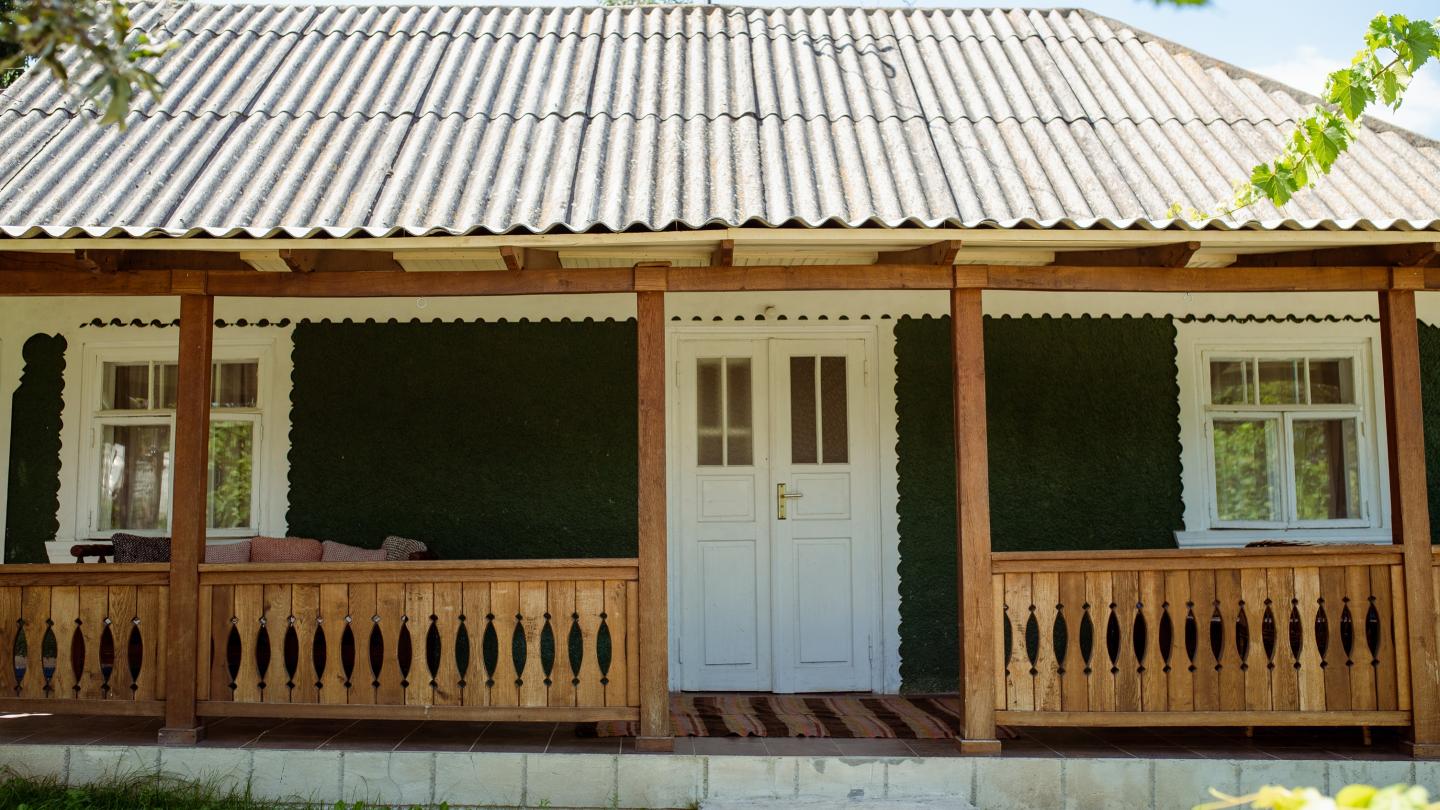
[279,249,318,273]
[1232,243,1440,268]
[75,249,122,273]
[877,239,961,266]
[1058,241,1201,268]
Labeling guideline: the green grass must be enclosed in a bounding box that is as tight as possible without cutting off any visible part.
[0,773,452,810]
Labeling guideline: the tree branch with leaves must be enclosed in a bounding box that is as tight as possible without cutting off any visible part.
[0,0,172,125]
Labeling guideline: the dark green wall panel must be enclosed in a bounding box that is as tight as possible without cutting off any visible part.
[287,321,638,559]
[894,315,1184,691]
[5,334,66,564]
[1417,321,1440,543]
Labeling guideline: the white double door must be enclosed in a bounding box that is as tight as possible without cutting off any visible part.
[676,333,879,693]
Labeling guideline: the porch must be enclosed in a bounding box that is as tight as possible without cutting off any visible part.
[1,250,1440,760]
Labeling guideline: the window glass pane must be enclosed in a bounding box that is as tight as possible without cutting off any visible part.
[696,358,723,466]
[1209,360,1249,405]
[1212,419,1281,522]
[103,363,151,410]
[1258,359,1303,404]
[1293,418,1362,521]
[790,356,817,464]
[820,356,848,463]
[1308,358,1355,405]
[214,361,259,408]
[157,364,178,410]
[98,424,170,531]
[725,358,753,466]
[208,421,254,529]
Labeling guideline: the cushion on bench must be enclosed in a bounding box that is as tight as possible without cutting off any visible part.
[204,539,252,564]
[381,535,428,561]
[321,540,386,562]
[110,534,171,563]
[250,536,323,563]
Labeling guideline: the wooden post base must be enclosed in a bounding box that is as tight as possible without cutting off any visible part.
[955,737,1002,755]
[634,736,675,753]
[1403,741,1440,759]
[157,725,205,746]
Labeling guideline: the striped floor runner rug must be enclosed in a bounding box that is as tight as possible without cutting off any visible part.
[594,694,963,738]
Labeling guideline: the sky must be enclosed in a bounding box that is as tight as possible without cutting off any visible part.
[1063,0,1440,139]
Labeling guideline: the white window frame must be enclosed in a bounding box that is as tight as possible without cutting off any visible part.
[1176,321,1390,548]
[78,341,275,540]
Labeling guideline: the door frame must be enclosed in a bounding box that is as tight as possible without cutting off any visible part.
[665,322,901,693]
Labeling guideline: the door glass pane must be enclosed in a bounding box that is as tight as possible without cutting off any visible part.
[790,356,817,464]
[1209,360,1249,405]
[725,358,753,466]
[1293,418,1362,521]
[1307,358,1355,405]
[157,364,178,410]
[1258,359,1302,404]
[214,361,259,408]
[1212,419,1281,522]
[820,356,848,463]
[696,358,723,466]
[103,363,151,410]
[98,424,171,531]
[208,421,254,529]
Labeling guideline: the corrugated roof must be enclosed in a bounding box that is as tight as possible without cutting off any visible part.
[0,3,1437,238]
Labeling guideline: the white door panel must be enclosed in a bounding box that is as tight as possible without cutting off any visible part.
[677,334,878,693]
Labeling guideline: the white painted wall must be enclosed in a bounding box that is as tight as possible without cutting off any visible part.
[0,289,1416,694]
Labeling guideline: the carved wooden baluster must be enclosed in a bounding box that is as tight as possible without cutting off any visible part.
[432,582,462,707]
[1057,572,1088,712]
[262,585,291,704]
[1367,565,1399,712]
[1002,574,1033,710]
[405,583,434,706]
[1293,567,1325,711]
[0,586,18,698]
[1318,567,1350,710]
[49,586,79,699]
[489,582,520,707]
[106,586,137,700]
[317,584,348,704]
[289,584,319,704]
[1138,571,1165,712]
[375,583,406,705]
[1031,572,1060,711]
[461,582,490,707]
[17,587,48,699]
[232,584,264,703]
[573,581,603,707]
[1343,565,1377,710]
[546,580,576,708]
[518,582,547,707]
[1165,568,1194,712]
[1265,569,1299,711]
[1239,569,1271,711]
[604,579,630,708]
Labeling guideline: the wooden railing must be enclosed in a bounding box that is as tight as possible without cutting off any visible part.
[992,546,1411,727]
[0,565,170,715]
[196,559,640,722]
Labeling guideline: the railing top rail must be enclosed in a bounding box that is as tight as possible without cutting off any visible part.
[198,557,641,585]
[992,544,1401,573]
[0,563,170,586]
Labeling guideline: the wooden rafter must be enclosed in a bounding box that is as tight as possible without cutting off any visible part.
[279,249,318,273]
[1059,241,1201,268]
[75,249,123,273]
[711,239,734,267]
[1232,243,1440,268]
[498,246,562,271]
[877,239,961,266]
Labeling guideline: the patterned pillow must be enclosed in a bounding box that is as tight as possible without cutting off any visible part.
[110,534,170,563]
[204,540,251,564]
[381,535,427,561]
[321,540,386,563]
[249,536,323,563]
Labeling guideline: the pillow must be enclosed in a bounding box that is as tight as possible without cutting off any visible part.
[321,540,386,563]
[110,534,170,563]
[381,535,428,561]
[204,539,251,564]
[249,536,323,563]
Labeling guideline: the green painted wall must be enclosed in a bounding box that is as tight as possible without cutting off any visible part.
[287,320,638,559]
[5,334,66,564]
[894,315,1184,692]
[1416,321,1440,543]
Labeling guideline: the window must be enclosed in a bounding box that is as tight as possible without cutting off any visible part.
[1202,351,1368,529]
[90,356,262,536]
[696,356,753,466]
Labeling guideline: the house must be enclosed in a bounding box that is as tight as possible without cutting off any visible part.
[1,3,1439,801]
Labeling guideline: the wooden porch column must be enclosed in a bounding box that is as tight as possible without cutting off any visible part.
[951,287,1000,754]
[635,272,673,751]
[1378,281,1440,758]
[157,291,213,745]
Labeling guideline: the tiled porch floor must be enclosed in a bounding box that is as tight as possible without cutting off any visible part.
[0,711,1412,760]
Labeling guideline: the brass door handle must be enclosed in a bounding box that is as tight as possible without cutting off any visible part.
[777,483,803,519]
